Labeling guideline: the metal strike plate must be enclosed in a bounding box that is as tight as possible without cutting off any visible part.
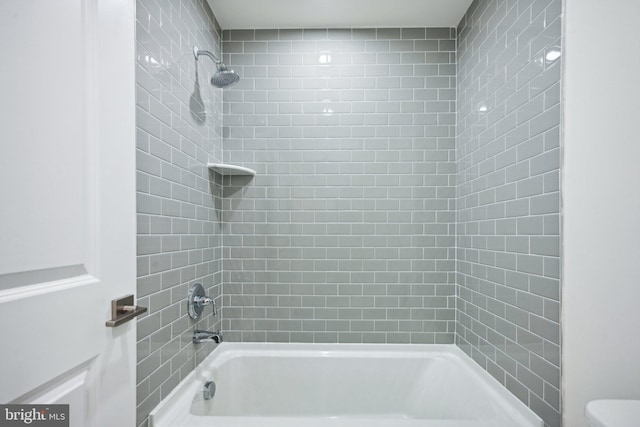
[106,294,147,327]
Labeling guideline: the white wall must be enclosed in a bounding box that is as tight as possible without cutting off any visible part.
[562,0,640,426]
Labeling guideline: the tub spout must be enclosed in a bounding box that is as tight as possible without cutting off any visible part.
[193,330,223,344]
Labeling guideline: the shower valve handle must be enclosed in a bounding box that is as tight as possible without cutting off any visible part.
[187,283,218,319]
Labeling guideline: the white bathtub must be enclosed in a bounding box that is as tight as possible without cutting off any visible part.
[149,343,543,427]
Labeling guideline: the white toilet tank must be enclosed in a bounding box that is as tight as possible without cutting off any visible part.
[585,400,640,427]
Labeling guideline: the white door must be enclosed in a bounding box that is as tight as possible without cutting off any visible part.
[0,0,136,426]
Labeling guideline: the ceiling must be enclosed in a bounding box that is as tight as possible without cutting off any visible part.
[207,0,474,30]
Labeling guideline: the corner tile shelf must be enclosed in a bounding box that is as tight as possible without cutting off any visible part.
[207,163,256,176]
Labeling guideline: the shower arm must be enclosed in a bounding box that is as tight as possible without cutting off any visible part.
[193,47,221,65]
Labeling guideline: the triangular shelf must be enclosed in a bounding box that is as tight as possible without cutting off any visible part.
[207,163,256,176]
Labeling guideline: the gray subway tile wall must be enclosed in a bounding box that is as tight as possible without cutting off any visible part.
[456,0,561,426]
[135,0,224,426]
[220,28,458,344]
[135,1,563,427]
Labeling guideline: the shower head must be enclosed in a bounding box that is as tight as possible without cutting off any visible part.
[193,46,240,88]
[211,63,240,88]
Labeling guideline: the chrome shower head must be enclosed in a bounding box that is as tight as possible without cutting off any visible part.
[211,63,240,88]
[193,46,240,88]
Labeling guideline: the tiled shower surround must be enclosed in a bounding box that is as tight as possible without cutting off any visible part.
[220,27,458,344]
[456,0,562,426]
[135,0,224,425]
[135,0,562,426]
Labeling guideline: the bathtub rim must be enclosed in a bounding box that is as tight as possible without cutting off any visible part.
[148,342,543,427]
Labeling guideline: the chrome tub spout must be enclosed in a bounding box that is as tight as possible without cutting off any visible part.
[193,330,223,344]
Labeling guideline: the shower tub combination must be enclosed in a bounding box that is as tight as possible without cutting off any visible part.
[149,343,542,427]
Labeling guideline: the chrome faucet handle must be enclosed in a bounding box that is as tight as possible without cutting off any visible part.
[193,295,217,317]
[187,283,217,319]
[193,295,212,306]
